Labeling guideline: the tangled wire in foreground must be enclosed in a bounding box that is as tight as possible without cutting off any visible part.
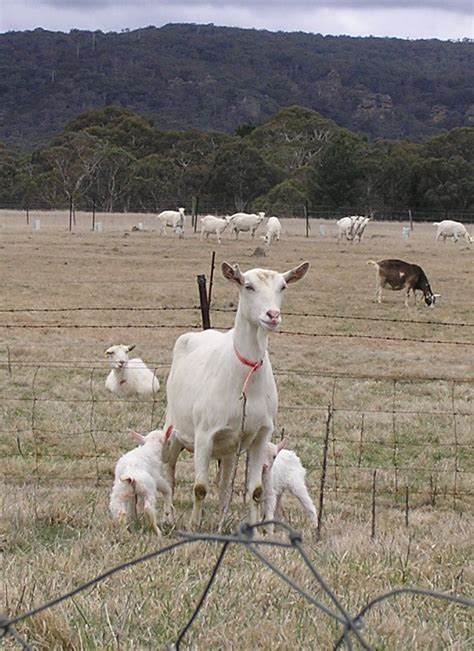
[1,521,473,650]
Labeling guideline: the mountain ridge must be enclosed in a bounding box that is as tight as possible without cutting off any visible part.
[1,23,473,150]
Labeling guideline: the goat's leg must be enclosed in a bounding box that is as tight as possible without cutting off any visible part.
[164,437,184,495]
[191,432,213,529]
[262,488,277,534]
[217,454,236,514]
[375,284,382,304]
[156,476,175,523]
[247,428,272,524]
[290,481,318,527]
[143,497,161,537]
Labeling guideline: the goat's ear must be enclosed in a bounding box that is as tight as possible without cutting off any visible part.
[129,431,145,444]
[127,344,136,353]
[105,346,113,356]
[433,293,441,298]
[283,262,310,284]
[222,262,244,285]
[276,438,288,454]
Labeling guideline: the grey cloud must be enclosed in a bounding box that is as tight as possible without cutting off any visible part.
[26,0,474,12]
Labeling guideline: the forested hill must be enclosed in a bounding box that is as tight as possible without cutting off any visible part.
[1,23,473,150]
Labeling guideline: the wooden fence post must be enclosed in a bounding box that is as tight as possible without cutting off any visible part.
[197,274,211,330]
[304,201,310,238]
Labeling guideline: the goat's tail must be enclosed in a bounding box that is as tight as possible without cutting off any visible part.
[433,222,440,226]
[367,260,378,267]
[120,469,153,497]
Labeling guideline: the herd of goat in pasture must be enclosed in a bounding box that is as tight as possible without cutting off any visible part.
[103,209,472,534]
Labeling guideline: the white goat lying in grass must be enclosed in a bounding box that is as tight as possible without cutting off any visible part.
[262,438,317,533]
[109,429,174,536]
[105,344,160,396]
[163,260,310,529]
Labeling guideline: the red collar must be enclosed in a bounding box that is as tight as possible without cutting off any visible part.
[234,342,263,398]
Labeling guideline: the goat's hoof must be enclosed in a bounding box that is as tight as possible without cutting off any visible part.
[194,484,207,501]
[252,486,262,502]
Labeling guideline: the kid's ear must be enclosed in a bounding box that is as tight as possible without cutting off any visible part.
[276,437,288,454]
[129,430,146,444]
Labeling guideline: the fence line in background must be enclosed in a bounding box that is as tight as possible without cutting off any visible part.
[2,305,473,330]
[1,322,472,346]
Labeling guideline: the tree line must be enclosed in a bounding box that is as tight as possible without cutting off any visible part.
[1,105,473,217]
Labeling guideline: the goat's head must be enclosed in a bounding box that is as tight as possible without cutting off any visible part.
[262,438,288,473]
[424,292,440,308]
[222,261,309,332]
[130,428,167,446]
[105,344,135,368]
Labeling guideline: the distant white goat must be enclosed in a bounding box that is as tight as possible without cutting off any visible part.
[162,260,310,529]
[109,429,174,536]
[352,216,370,242]
[105,344,160,396]
[261,439,317,533]
[262,216,282,246]
[433,220,472,244]
[200,215,229,244]
[336,215,368,243]
[228,212,265,239]
[156,208,185,237]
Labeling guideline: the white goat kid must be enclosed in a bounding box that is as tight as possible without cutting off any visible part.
[200,215,229,244]
[262,439,317,533]
[163,261,310,529]
[105,344,160,396]
[156,207,185,237]
[262,216,282,246]
[109,429,174,536]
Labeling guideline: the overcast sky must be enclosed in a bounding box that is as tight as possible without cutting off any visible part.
[1,0,473,40]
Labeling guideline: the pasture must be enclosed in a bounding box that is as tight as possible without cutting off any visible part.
[1,210,473,649]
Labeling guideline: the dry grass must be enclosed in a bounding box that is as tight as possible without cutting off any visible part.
[1,210,473,649]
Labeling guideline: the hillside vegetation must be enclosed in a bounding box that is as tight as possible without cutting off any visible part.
[1,105,473,215]
[1,23,473,150]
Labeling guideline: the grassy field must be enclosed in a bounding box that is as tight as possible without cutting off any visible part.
[1,210,473,649]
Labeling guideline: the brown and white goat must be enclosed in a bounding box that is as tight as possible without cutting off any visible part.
[368,259,439,307]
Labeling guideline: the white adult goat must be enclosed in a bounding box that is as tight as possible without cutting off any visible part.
[156,207,185,237]
[200,215,229,244]
[352,216,370,242]
[105,344,160,396]
[109,429,173,536]
[261,439,317,533]
[162,260,310,529]
[336,215,367,243]
[433,220,472,244]
[228,212,265,239]
[262,216,282,246]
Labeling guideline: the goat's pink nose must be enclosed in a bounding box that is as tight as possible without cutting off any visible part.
[266,309,281,321]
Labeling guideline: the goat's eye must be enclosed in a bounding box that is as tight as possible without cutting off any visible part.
[245,285,255,291]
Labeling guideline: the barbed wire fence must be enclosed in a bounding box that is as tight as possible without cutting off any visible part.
[1,521,473,650]
[2,356,473,526]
